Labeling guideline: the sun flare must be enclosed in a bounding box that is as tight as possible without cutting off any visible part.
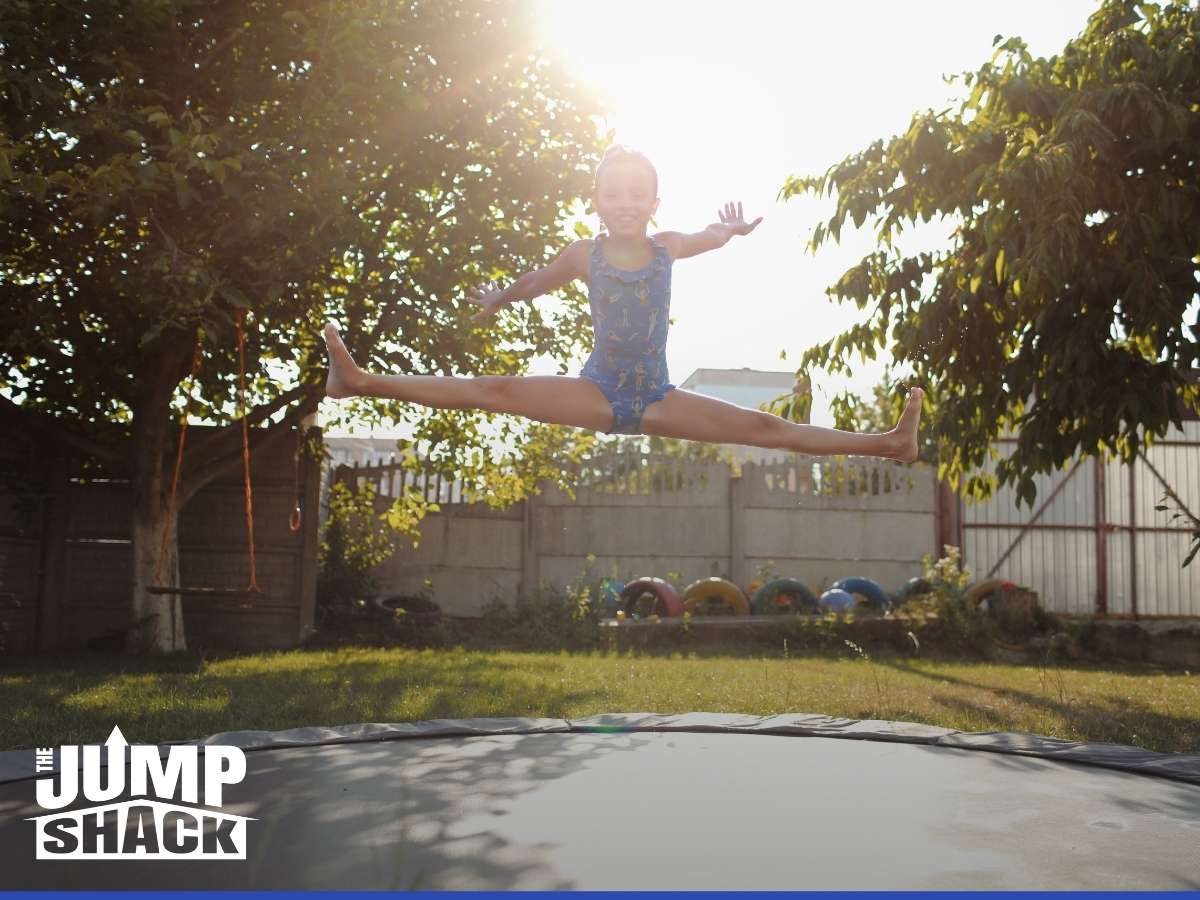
[531,0,781,210]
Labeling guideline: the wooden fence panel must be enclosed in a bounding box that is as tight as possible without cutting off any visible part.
[0,446,50,655]
[0,427,322,654]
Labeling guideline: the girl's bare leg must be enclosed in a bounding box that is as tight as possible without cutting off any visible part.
[322,324,615,431]
[638,386,924,462]
[325,324,922,460]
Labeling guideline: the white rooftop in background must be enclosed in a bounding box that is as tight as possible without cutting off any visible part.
[679,367,798,410]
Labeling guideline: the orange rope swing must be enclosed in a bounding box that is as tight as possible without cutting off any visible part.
[151,309,261,597]
[236,309,260,593]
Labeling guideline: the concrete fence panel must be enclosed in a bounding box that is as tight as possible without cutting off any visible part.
[352,453,938,615]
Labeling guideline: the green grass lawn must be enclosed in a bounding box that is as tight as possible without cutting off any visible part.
[2,645,1197,754]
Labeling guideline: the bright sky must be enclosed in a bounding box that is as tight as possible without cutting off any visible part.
[326,0,1100,437]
[526,0,1100,421]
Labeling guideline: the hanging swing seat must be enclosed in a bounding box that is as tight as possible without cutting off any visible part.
[146,585,263,598]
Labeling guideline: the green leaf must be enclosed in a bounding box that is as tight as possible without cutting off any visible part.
[218,283,251,308]
[994,248,1005,284]
[0,0,715,643]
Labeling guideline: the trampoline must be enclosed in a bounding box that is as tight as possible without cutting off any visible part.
[2,712,1199,890]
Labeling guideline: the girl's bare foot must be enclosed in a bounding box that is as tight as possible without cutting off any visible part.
[323,323,365,399]
[887,387,924,462]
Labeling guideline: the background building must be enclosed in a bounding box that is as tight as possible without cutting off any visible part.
[678,367,808,463]
[324,436,403,470]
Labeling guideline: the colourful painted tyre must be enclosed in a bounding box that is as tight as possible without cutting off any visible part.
[681,578,750,617]
[751,578,818,615]
[895,576,933,601]
[620,577,684,619]
[831,576,892,612]
[965,579,1006,610]
[819,588,855,612]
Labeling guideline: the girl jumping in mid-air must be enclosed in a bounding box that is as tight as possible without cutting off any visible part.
[323,145,923,460]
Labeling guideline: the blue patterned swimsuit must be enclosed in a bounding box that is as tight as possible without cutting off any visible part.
[579,234,676,434]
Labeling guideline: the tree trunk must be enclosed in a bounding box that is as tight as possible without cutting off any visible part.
[126,339,192,654]
[128,498,187,653]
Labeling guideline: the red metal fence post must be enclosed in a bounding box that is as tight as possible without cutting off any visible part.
[1129,450,1139,619]
[1094,457,1108,616]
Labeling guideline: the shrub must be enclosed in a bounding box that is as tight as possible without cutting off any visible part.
[315,481,397,634]
[896,545,996,656]
[475,585,602,651]
[474,557,605,650]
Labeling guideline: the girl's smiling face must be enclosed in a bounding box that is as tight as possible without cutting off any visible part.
[594,160,659,238]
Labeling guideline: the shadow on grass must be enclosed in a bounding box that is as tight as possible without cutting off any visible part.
[0,649,603,751]
[879,657,1200,753]
[4,645,1198,754]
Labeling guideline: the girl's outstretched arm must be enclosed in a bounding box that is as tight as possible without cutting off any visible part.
[467,239,589,322]
[656,201,763,261]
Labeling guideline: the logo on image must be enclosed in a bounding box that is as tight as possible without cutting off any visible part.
[28,726,253,860]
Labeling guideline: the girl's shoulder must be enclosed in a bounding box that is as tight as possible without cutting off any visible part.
[570,237,596,279]
[651,231,683,261]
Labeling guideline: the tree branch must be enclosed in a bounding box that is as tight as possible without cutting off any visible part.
[177,394,321,506]
[187,381,321,464]
[0,394,126,465]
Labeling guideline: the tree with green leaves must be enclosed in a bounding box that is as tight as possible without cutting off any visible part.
[1,0,607,651]
[782,0,1199,512]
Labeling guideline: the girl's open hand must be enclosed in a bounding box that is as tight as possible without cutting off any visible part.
[467,281,508,322]
[718,201,763,237]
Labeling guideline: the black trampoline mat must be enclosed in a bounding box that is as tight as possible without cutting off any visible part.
[2,714,1199,890]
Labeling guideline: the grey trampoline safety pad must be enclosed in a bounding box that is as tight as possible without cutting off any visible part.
[2,722,1199,890]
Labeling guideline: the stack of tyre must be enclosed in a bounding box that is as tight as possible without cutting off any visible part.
[607,574,902,619]
[594,570,1023,620]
